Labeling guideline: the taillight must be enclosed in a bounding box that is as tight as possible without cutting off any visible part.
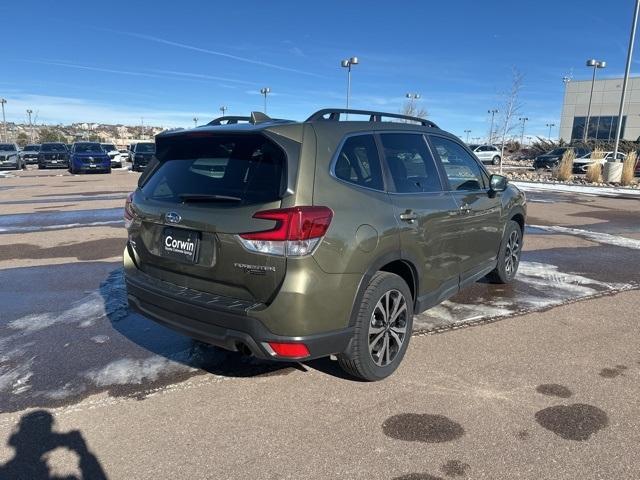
[238,206,333,257]
[124,192,135,229]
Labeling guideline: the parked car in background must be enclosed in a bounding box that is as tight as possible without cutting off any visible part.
[468,144,502,165]
[0,143,23,170]
[130,142,155,171]
[38,143,69,169]
[101,142,123,168]
[124,108,526,381]
[572,151,626,174]
[119,148,130,161]
[533,147,590,170]
[19,144,41,164]
[69,142,111,174]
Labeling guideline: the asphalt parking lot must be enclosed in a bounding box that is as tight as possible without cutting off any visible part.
[0,167,638,479]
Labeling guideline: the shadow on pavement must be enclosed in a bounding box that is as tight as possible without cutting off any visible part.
[0,410,107,479]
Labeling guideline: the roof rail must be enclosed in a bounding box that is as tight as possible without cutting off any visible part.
[305,108,438,128]
[206,112,290,126]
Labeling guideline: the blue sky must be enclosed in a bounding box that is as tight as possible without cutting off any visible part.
[0,0,638,140]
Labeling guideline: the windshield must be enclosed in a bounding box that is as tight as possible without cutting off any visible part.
[0,144,16,151]
[24,145,40,151]
[41,143,67,152]
[135,143,155,153]
[142,134,285,205]
[102,144,116,151]
[468,144,479,150]
[74,143,103,153]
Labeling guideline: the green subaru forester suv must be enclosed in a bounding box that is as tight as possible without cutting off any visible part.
[124,109,526,381]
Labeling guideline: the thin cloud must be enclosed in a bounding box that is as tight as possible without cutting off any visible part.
[106,29,324,78]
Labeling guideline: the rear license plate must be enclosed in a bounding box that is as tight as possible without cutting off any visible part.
[161,227,201,263]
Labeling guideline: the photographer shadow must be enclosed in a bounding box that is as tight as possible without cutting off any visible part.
[0,410,107,480]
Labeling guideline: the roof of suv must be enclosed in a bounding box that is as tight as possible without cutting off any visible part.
[157,109,445,141]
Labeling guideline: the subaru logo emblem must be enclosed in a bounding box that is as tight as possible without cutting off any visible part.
[165,212,181,224]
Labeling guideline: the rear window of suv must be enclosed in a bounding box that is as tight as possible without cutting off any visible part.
[142,134,286,205]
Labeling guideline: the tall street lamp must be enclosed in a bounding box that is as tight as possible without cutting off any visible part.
[464,129,471,143]
[0,98,6,142]
[518,117,529,145]
[26,109,33,142]
[613,0,640,162]
[406,92,421,114]
[488,109,498,144]
[583,58,606,142]
[341,56,359,112]
[546,123,556,140]
[193,117,198,128]
[260,87,271,114]
[220,105,228,116]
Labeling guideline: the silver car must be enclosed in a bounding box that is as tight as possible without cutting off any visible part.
[468,144,502,165]
[0,143,24,170]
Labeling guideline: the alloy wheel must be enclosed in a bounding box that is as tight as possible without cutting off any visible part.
[368,289,408,367]
[504,229,521,276]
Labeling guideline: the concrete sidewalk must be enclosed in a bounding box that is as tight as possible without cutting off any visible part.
[1,290,638,480]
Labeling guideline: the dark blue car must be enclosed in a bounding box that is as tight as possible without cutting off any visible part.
[69,142,111,174]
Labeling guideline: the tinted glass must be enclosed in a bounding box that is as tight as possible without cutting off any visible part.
[430,136,486,191]
[74,143,102,153]
[334,135,383,190]
[135,143,155,153]
[0,144,16,151]
[142,134,285,205]
[468,144,479,150]
[380,133,442,193]
[40,143,67,152]
[24,145,40,151]
[102,144,116,151]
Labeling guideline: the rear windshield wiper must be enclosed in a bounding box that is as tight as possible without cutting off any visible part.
[179,193,242,203]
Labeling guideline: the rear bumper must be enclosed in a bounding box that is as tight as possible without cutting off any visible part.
[124,248,355,361]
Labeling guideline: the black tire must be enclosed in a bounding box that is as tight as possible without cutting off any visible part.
[486,220,523,284]
[105,168,112,174]
[38,164,44,170]
[338,272,414,381]
[492,155,500,165]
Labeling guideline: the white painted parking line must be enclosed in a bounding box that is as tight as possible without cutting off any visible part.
[530,225,640,250]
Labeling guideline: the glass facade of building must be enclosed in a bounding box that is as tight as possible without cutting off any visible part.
[571,115,626,141]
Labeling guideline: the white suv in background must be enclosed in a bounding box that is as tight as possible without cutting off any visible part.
[468,144,501,165]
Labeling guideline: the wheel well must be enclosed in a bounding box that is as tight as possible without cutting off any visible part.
[379,260,416,302]
[511,213,525,233]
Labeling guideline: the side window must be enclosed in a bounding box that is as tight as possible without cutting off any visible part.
[477,146,488,152]
[333,134,384,190]
[380,133,442,193]
[429,136,486,191]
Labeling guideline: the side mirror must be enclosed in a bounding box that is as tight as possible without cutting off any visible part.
[489,174,508,193]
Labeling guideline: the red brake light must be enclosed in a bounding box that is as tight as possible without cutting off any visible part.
[267,342,310,358]
[240,206,333,241]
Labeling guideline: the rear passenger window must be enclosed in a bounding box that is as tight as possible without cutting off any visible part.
[333,135,384,190]
[430,136,486,191]
[380,133,442,193]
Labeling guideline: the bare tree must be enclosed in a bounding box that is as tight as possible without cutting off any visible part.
[400,100,428,119]
[497,68,524,173]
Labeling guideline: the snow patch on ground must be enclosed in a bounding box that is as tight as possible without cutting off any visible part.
[84,354,195,387]
[512,181,640,197]
[0,219,124,234]
[529,225,640,250]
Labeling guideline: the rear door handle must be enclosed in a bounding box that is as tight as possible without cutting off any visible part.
[399,209,418,223]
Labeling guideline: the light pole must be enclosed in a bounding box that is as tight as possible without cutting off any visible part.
[26,109,33,142]
[546,123,556,141]
[220,105,228,116]
[518,117,529,145]
[405,92,421,115]
[464,130,471,143]
[341,56,359,112]
[0,98,6,142]
[488,109,498,144]
[613,0,640,162]
[260,87,271,114]
[584,59,606,142]
[193,117,198,128]
[140,117,144,140]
